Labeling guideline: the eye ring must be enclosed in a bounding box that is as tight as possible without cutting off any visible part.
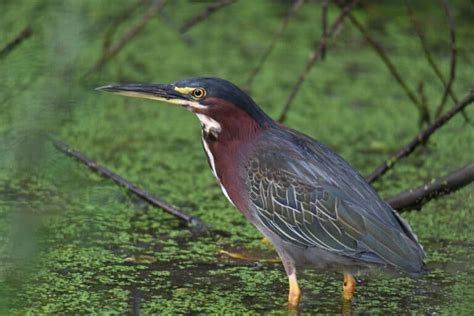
[191,88,206,100]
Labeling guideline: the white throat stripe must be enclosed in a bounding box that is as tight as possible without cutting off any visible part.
[201,135,236,207]
[196,113,222,135]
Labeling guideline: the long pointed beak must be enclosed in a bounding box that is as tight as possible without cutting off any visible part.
[96,83,188,105]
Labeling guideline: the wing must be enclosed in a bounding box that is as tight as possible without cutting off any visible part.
[246,129,425,273]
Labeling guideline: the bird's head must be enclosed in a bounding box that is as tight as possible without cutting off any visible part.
[97,77,274,140]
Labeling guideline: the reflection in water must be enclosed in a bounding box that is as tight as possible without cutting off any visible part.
[130,286,141,316]
[341,298,352,316]
[288,304,300,316]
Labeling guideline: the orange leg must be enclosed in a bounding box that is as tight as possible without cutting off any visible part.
[288,272,301,307]
[342,273,356,301]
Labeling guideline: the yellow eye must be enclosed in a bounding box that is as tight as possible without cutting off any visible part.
[191,88,206,99]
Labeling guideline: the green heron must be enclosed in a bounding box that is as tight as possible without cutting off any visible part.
[97,77,425,307]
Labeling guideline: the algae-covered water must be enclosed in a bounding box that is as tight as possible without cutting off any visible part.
[1,1,473,314]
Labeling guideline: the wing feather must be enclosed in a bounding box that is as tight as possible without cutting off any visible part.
[246,130,426,273]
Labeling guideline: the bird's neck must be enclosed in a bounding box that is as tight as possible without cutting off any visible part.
[196,106,270,209]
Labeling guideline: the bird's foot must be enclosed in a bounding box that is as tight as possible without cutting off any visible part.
[288,273,301,307]
[288,292,301,308]
[342,273,356,301]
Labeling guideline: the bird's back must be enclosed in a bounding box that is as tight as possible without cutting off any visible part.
[246,126,425,274]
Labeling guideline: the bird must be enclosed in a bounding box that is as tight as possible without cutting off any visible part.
[96,77,426,307]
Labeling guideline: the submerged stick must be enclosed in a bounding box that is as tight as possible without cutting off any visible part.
[278,0,360,123]
[179,0,237,33]
[367,91,474,183]
[0,25,33,60]
[53,140,207,232]
[385,162,474,212]
[245,0,305,90]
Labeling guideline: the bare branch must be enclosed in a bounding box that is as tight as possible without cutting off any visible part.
[367,91,474,183]
[179,0,237,34]
[159,10,194,45]
[278,0,360,123]
[0,25,33,60]
[85,0,167,76]
[343,8,430,125]
[405,0,458,106]
[102,0,144,53]
[435,0,457,118]
[385,162,474,212]
[245,0,305,90]
[321,0,329,60]
[417,81,428,116]
[53,140,207,233]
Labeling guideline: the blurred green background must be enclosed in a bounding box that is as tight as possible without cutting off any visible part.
[0,0,473,314]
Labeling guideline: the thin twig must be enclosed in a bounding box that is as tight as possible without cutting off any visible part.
[367,91,474,183]
[53,140,207,232]
[102,0,144,53]
[85,0,167,76]
[404,0,458,106]
[343,7,431,125]
[435,0,457,118]
[417,81,428,119]
[179,0,237,34]
[321,0,329,60]
[385,162,474,211]
[278,0,360,123]
[0,25,33,60]
[159,10,194,45]
[245,0,305,90]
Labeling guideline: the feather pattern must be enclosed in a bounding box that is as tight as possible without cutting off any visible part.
[246,127,425,274]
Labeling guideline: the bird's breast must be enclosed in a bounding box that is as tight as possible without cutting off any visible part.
[200,132,253,214]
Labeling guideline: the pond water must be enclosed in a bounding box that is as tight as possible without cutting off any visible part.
[1,1,473,314]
